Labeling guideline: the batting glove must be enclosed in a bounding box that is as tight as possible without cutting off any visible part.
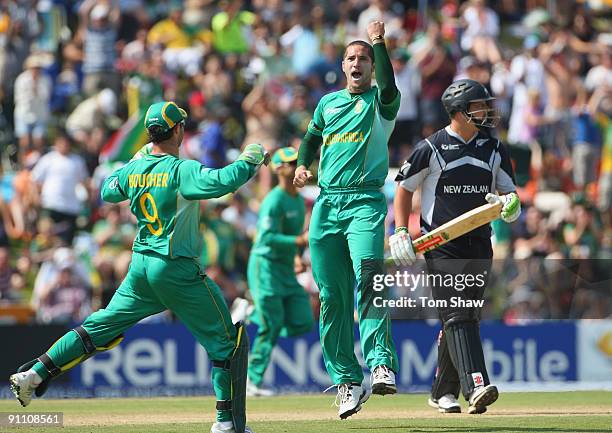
[389,227,417,266]
[485,192,521,223]
[238,143,270,167]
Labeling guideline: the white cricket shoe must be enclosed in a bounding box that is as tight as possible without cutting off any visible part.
[468,384,498,413]
[429,394,461,413]
[210,421,255,433]
[334,383,370,419]
[246,379,275,397]
[371,365,397,395]
[9,370,42,407]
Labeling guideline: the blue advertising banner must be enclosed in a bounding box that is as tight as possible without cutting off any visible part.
[57,321,576,396]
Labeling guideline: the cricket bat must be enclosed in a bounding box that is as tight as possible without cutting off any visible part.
[388,201,503,261]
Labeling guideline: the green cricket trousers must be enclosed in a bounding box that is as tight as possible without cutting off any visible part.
[309,188,398,385]
[32,251,237,422]
[246,255,314,386]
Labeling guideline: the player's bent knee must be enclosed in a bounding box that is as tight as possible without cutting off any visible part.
[319,292,342,308]
[284,320,313,337]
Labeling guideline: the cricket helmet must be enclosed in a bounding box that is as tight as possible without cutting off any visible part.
[441,79,499,128]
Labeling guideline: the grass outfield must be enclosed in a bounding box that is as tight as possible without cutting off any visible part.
[0,391,610,433]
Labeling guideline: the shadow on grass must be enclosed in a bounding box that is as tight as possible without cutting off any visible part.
[347,427,611,432]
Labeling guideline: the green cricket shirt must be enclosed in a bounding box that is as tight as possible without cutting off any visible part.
[307,86,400,189]
[101,154,256,258]
[250,186,305,265]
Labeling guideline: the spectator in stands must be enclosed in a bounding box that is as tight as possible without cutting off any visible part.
[211,0,255,55]
[194,54,233,103]
[0,246,22,303]
[590,87,612,225]
[13,54,51,160]
[51,59,81,115]
[0,6,37,114]
[79,0,120,96]
[120,28,149,71]
[185,102,229,169]
[92,204,135,255]
[460,0,502,64]
[563,201,601,259]
[37,262,90,324]
[31,247,91,310]
[413,19,456,136]
[0,178,25,245]
[280,14,320,77]
[92,204,134,307]
[306,41,343,92]
[0,4,11,86]
[260,38,293,82]
[65,88,117,148]
[539,33,581,153]
[221,193,258,240]
[241,83,284,194]
[285,85,312,139]
[520,89,547,147]
[146,2,205,77]
[356,0,402,40]
[570,90,602,190]
[331,1,359,46]
[508,36,547,147]
[585,46,612,91]
[31,131,89,245]
[389,49,419,165]
[124,55,164,117]
[29,217,61,262]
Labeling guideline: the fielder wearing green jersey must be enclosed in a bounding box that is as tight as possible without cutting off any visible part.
[293,21,399,419]
[246,147,314,397]
[10,101,269,433]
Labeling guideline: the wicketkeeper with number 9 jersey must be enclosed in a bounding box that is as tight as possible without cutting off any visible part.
[9,101,268,433]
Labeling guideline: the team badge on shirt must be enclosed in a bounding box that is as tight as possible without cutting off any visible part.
[354,99,364,114]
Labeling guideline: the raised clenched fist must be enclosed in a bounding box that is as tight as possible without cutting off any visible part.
[367,21,385,44]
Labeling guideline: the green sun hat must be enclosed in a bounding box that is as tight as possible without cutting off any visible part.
[144,101,188,132]
[271,147,298,169]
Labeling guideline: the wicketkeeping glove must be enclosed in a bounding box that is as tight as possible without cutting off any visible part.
[485,192,521,223]
[389,227,417,266]
[237,143,270,167]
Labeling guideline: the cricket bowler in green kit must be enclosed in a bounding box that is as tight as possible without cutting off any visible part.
[246,147,314,397]
[293,21,399,419]
[9,101,269,433]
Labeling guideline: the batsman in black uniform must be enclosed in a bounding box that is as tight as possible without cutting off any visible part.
[390,79,521,414]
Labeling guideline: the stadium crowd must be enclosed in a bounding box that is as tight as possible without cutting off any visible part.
[0,0,609,325]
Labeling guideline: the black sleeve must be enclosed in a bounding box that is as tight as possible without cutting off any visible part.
[495,141,517,193]
[395,139,432,191]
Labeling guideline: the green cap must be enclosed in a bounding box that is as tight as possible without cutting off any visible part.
[271,147,298,169]
[144,101,188,132]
